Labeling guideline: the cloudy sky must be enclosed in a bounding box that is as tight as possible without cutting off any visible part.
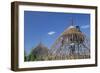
[24,11,90,54]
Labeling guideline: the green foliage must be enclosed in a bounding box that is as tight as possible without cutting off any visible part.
[24,56,27,61]
[24,50,28,61]
[27,52,37,61]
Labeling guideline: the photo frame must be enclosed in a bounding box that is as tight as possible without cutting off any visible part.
[11,1,97,71]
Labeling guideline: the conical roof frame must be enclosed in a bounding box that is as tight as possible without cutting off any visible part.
[62,25,84,38]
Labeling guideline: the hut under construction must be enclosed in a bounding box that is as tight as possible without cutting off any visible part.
[49,25,90,60]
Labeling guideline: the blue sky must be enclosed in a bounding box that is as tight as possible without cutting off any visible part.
[24,11,90,55]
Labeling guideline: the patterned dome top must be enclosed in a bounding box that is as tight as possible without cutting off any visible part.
[61,25,84,43]
[62,26,83,36]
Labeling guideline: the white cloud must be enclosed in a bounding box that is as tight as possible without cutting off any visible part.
[48,31,56,35]
[81,25,90,29]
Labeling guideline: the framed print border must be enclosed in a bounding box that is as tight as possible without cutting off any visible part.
[11,1,98,71]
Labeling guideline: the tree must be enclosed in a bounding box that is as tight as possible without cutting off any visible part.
[24,50,27,61]
[27,53,37,61]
